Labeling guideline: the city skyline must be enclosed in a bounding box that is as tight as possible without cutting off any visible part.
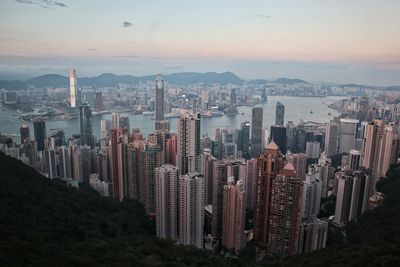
[0,0,400,85]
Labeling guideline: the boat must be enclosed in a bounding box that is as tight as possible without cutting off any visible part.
[142,111,155,115]
[310,110,314,114]
[328,112,332,115]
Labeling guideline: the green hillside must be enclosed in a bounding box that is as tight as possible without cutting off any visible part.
[1,151,400,266]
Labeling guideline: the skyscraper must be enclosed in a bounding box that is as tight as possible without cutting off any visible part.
[222,177,247,251]
[270,125,287,154]
[33,118,46,151]
[211,160,227,238]
[155,76,164,129]
[333,171,353,226]
[338,118,359,154]
[179,172,205,249]
[275,102,285,126]
[79,103,93,147]
[155,164,178,241]
[238,121,250,159]
[119,115,130,134]
[69,68,78,108]
[251,107,263,157]
[110,128,123,201]
[254,141,285,249]
[268,163,303,256]
[176,113,201,175]
[325,121,339,156]
[20,124,30,143]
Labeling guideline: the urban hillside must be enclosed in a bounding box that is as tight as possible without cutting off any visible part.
[1,151,400,267]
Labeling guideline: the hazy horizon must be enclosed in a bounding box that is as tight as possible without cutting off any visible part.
[1,0,400,86]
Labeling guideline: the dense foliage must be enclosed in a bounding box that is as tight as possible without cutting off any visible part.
[1,151,400,266]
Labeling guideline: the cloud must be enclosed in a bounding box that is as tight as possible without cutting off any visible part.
[14,0,67,8]
[163,63,185,70]
[249,14,274,19]
[122,21,132,27]
[112,55,139,58]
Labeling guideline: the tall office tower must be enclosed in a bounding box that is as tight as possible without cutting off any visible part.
[230,88,237,106]
[275,102,285,126]
[222,178,247,251]
[33,118,46,151]
[263,128,271,151]
[69,68,78,108]
[110,128,123,201]
[211,160,227,238]
[119,115,130,134]
[302,173,322,218]
[333,171,353,226]
[349,150,362,171]
[254,141,285,249]
[155,164,178,241]
[325,121,340,156]
[349,171,370,221]
[111,112,120,128]
[20,125,30,143]
[286,121,297,152]
[270,125,287,154]
[251,107,263,157]
[57,146,72,179]
[201,151,216,205]
[268,163,303,256]
[176,113,201,175]
[245,158,257,210]
[298,216,328,254]
[44,148,57,179]
[179,172,205,249]
[79,103,93,147]
[295,123,307,153]
[155,76,164,129]
[338,118,359,153]
[286,152,307,180]
[94,91,103,110]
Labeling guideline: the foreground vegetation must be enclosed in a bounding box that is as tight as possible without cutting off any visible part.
[1,151,400,266]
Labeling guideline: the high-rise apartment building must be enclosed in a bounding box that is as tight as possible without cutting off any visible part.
[268,163,303,256]
[338,119,359,154]
[176,113,201,175]
[251,107,263,157]
[254,141,285,248]
[179,172,205,249]
[222,178,247,251]
[155,164,178,241]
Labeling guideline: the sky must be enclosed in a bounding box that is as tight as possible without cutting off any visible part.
[0,0,400,85]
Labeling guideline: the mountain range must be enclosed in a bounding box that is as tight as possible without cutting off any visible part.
[0,71,311,90]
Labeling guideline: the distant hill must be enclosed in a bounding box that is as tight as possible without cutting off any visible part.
[0,71,243,89]
[26,74,69,88]
[273,77,309,84]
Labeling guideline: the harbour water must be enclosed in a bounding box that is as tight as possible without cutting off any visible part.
[0,96,343,142]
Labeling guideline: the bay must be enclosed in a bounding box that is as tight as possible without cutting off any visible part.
[0,96,343,142]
